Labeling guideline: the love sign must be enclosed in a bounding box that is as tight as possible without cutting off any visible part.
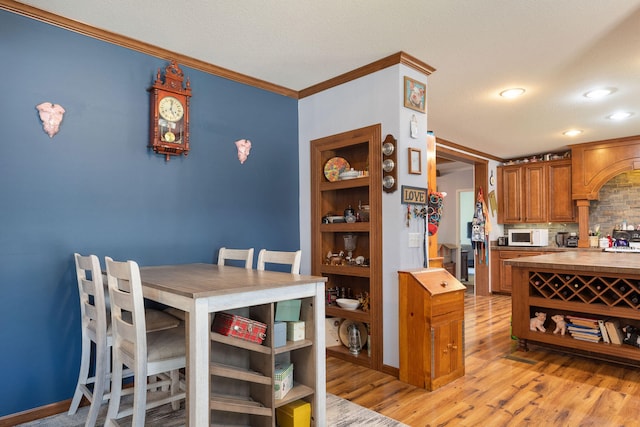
[401,185,427,205]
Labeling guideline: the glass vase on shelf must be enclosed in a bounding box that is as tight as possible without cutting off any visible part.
[343,234,357,263]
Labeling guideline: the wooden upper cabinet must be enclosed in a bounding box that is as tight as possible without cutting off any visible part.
[547,160,576,222]
[523,163,546,223]
[497,159,575,224]
[497,165,522,223]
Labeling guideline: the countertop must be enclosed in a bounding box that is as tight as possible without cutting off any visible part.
[504,251,640,275]
[491,245,602,252]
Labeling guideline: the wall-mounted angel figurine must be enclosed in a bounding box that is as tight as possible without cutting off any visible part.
[235,139,252,164]
[36,102,66,138]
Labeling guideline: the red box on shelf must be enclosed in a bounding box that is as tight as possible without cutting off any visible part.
[212,312,267,344]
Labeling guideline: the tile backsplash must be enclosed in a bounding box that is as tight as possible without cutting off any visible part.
[589,170,640,235]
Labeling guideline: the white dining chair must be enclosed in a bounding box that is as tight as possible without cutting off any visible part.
[68,253,111,427]
[69,254,183,426]
[217,247,254,269]
[104,257,186,426]
[257,249,302,274]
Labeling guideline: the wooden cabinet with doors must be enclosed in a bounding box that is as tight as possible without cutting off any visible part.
[398,268,465,391]
[498,165,523,223]
[547,160,575,222]
[497,159,575,224]
[491,249,545,294]
[310,124,383,371]
[523,163,547,223]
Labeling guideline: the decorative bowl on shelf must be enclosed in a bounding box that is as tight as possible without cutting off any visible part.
[336,298,360,310]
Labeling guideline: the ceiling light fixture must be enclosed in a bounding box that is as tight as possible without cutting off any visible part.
[563,129,583,137]
[607,111,633,121]
[584,88,614,99]
[499,88,525,98]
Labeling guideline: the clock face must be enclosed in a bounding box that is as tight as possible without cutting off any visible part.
[158,96,184,121]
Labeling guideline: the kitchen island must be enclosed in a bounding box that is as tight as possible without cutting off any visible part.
[508,251,640,364]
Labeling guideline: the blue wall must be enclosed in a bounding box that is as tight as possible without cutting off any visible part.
[0,10,299,416]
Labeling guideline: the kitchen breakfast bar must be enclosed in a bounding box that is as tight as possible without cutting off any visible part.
[508,251,640,364]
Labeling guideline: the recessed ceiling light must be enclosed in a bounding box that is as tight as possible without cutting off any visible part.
[563,129,583,137]
[499,88,525,98]
[607,111,633,121]
[584,88,614,99]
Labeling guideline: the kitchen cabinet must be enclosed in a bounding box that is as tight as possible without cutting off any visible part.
[547,160,575,222]
[523,163,547,223]
[310,124,383,371]
[398,268,465,391]
[510,251,640,364]
[491,248,546,294]
[497,159,575,224]
[497,165,522,223]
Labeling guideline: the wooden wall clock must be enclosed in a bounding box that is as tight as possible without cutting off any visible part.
[149,60,192,161]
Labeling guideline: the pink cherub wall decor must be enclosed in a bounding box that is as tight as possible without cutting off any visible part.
[235,139,252,164]
[36,102,66,138]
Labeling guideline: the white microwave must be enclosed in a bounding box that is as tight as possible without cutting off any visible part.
[508,229,549,247]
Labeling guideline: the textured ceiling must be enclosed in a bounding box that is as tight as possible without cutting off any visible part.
[14,0,640,160]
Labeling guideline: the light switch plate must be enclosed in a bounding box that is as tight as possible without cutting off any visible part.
[408,232,421,247]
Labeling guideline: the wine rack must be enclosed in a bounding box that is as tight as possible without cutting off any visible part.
[530,272,640,309]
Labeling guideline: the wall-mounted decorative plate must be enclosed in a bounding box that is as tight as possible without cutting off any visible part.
[324,157,350,182]
[383,175,395,189]
[383,159,395,172]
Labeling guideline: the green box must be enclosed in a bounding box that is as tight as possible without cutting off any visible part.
[275,299,301,322]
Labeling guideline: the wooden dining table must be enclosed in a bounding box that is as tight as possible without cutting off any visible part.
[139,263,327,426]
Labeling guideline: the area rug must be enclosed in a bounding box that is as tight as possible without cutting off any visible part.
[17,393,407,426]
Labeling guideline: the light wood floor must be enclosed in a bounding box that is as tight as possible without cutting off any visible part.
[327,293,640,427]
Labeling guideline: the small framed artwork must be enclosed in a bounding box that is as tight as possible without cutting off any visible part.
[409,147,422,175]
[403,76,426,113]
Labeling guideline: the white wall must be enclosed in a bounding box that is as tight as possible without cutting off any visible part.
[298,64,430,368]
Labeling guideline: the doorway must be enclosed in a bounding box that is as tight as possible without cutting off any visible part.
[435,143,490,295]
[458,189,475,293]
